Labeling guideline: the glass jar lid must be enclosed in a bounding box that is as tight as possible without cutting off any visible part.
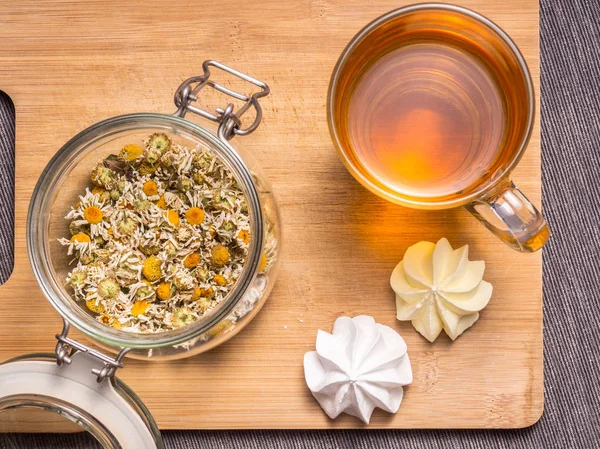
[0,353,163,448]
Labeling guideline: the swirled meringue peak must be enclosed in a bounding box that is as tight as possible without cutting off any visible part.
[303,315,412,424]
[391,238,493,343]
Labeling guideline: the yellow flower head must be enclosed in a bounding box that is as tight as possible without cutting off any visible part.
[213,274,227,286]
[91,186,105,196]
[186,207,205,225]
[192,286,214,301]
[156,195,167,209]
[119,144,144,162]
[142,180,158,197]
[156,282,173,301]
[164,209,180,227]
[70,233,91,244]
[83,206,103,224]
[131,300,151,317]
[142,256,162,281]
[191,286,201,301]
[237,229,250,245]
[259,252,268,273]
[85,298,105,314]
[211,244,230,267]
[184,252,200,269]
[139,163,158,176]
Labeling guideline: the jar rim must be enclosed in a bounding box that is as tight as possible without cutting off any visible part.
[27,113,264,349]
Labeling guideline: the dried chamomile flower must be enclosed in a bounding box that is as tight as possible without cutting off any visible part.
[172,309,196,328]
[156,195,167,209]
[91,186,111,203]
[83,206,103,224]
[142,256,162,281]
[94,248,111,264]
[185,207,205,225]
[70,233,91,244]
[157,282,174,301]
[211,244,230,267]
[117,217,137,236]
[147,133,171,153]
[68,270,87,288]
[131,300,151,317]
[237,229,250,245]
[139,162,158,176]
[211,192,230,211]
[98,278,120,299]
[184,253,200,269]
[213,275,227,286]
[140,242,161,256]
[164,209,180,227]
[144,147,162,166]
[160,151,176,168]
[86,298,105,314]
[177,177,192,193]
[173,269,195,290]
[79,252,96,265]
[134,199,152,212]
[136,281,156,301]
[91,164,117,190]
[192,170,205,184]
[118,144,144,163]
[142,180,159,197]
[176,226,192,242]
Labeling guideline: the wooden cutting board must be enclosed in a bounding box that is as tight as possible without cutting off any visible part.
[0,0,542,430]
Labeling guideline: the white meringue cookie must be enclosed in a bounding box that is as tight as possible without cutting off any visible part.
[303,315,412,424]
[391,238,492,342]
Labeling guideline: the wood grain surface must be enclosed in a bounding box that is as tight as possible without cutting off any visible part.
[0,0,542,430]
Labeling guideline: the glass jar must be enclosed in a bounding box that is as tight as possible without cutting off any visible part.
[0,61,280,447]
[28,61,280,360]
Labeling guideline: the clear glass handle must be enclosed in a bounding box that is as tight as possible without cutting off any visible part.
[466,181,550,252]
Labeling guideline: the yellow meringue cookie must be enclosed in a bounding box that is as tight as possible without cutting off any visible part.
[391,238,492,342]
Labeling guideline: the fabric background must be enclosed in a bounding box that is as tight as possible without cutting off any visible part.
[0,0,599,447]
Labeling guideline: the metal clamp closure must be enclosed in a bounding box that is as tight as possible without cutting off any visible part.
[55,319,130,383]
[173,60,270,141]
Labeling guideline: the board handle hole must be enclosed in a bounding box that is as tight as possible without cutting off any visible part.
[0,91,15,286]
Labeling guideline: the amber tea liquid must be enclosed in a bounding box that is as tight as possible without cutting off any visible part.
[341,33,519,200]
